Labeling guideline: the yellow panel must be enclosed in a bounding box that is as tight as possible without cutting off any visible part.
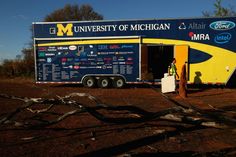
[174,45,189,80]
[142,38,236,84]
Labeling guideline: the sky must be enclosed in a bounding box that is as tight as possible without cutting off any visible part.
[0,0,236,61]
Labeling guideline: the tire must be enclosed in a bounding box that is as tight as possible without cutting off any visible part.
[113,77,125,88]
[97,77,110,88]
[82,76,96,88]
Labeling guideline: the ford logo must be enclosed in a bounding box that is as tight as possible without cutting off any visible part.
[210,21,235,31]
[214,32,231,44]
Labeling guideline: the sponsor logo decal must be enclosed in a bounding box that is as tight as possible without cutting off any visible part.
[38,47,47,51]
[47,47,57,51]
[38,52,45,57]
[188,22,206,29]
[87,51,97,57]
[126,61,133,65]
[121,45,134,48]
[47,58,52,63]
[61,58,67,62]
[57,46,68,50]
[110,45,120,49]
[69,45,77,50]
[74,58,80,62]
[74,65,80,69]
[45,53,55,56]
[38,59,46,62]
[78,46,84,51]
[50,28,56,34]
[178,22,206,30]
[210,21,235,31]
[98,45,108,50]
[189,32,210,41]
[178,22,187,30]
[214,32,232,44]
[97,62,105,65]
[127,57,133,61]
[67,58,73,62]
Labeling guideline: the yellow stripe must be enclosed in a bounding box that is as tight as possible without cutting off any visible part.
[37,38,140,46]
[143,38,236,83]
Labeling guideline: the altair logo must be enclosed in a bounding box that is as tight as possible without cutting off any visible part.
[210,21,235,31]
[214,32,232,44]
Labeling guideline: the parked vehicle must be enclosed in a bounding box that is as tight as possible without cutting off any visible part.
[33,17,236,87]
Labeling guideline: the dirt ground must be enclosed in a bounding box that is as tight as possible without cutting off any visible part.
[0,78,236,157]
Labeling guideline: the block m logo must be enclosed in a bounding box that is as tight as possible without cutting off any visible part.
[57,24,73,36]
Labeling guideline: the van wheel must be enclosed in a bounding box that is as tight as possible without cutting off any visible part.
[113,77,125,88]
[82,76,96,88]
[98,77,110,88]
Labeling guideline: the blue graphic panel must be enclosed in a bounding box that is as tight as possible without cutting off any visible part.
[36,42,139,82]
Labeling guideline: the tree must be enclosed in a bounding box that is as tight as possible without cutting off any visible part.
[21,47,35,76]
[44,4,103,22]
[203,0,236,17]
[16,3,103,78]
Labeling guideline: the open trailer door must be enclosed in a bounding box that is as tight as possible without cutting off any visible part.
[174,45,189,80]
[141,44,152,80]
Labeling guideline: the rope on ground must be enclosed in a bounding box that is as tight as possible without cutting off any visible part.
[149,86,236,128]
[0,92,231,129]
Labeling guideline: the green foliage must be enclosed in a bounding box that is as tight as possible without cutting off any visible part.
[44,4,103,22]
[0,48,35,78]
[203,0,236,17]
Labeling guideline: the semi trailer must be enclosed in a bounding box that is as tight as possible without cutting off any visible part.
[33,16,236,88]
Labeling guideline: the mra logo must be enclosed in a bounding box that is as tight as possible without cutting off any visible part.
[188,32,210,41]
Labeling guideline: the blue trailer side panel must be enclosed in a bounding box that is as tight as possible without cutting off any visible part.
[33,17,236,84]
[35,42,139,82]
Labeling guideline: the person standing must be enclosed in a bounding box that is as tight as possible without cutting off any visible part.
[179,64,187,98]
[169,58,179,79]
